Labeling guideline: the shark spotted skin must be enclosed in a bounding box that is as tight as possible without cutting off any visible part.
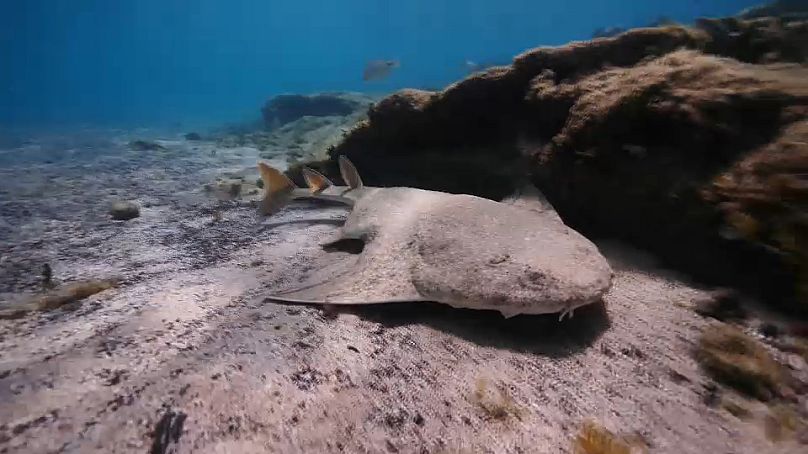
[257,156,613,319]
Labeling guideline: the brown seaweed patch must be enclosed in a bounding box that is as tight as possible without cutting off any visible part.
[573,420,649,454]
[0,280,117,319]
[695,324,790,400]
[34,280,117,311]
[764,403,807,443]
[470,378,522,421]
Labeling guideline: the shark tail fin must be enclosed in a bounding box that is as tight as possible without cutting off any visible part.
[302,167,334,194]
[338,155,364,190]
[257,162,298,215]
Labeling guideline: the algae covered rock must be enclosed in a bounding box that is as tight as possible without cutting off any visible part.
[531,50,808,308]
[297,11,808,310]
[216,99,369,164]
[739,0,808,20]
[109,201,140,220]
[261,92,375,129]
[698,15,808,64]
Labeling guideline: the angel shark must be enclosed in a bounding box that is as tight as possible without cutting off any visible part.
[257,156,613,320]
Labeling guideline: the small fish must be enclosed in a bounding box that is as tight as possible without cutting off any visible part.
[463,60,485,73]
[363,60,400,81]
[462,59,505,74]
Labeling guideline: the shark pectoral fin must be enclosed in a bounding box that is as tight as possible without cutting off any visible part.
[338,155,364,190]
[267,286,428,306]
[268,266,427,306]
[265,293,429,306]
[257,162,298,215]
[302,167,334,194]
[499,308,523,319]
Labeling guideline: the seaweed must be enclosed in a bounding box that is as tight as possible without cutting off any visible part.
[695,324,789,400]
[470,378,522,420]
[573,420,649,454]
[0,280,116,319]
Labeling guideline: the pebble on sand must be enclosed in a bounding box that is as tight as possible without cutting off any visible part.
[110,201,140,220]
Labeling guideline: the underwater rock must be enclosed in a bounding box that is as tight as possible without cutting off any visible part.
[291,26,709,199]
[128,140,167,152]
[215,93,372,162]
[261,92,375,129]
[531,50,808,309]
[591,16,678,39]
[705,119,808,306]
[217,112,367,162]
[697,15,808,63]
[294,14,808,310]
[184,132,202,141]
[109,201,140,220]
[739,0,808,21]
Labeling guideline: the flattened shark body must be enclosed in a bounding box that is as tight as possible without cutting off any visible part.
[258,157,613,319]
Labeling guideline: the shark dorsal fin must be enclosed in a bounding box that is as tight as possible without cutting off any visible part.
[302,167,334,194]
[338,155,364,190]
[257,162,298,215]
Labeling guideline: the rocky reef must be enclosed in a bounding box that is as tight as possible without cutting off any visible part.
[592,16,678,39]
[291,12,808,311]
[739,0,808,20]
[261,92,376,130]
[215,92,377,165]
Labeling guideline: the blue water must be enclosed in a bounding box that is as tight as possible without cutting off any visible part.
[1,0,761,130]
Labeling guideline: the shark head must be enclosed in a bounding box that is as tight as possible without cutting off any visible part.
[405,191,613,320]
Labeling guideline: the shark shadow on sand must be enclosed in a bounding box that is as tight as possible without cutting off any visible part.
[336,300,610,357]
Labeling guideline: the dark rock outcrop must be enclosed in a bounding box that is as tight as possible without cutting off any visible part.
[261,93,374,130]
[739,0,808,21]
[531,51,808,308]
[291,13,808,311]
[698,15,808,63]
[291,26,711,198]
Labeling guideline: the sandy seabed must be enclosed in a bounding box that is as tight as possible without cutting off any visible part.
[0,131,804,453]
